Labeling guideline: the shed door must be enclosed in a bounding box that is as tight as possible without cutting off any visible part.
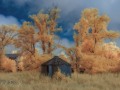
[48,65,52,76]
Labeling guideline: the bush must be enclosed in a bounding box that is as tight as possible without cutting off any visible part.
[19,53,52,71]
[52,68,66,81]
[0,56,17,72]
[80,54,120,74]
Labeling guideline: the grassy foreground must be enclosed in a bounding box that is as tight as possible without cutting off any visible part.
[0,72,120,90]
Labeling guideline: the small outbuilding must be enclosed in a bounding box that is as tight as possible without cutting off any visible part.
[41,56,71,76]
[5,54,19,60]
[5,54,19,64]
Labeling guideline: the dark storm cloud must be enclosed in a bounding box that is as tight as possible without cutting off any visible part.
[0,0,120,42]
[34,0,120,35]
[0,0,120,53]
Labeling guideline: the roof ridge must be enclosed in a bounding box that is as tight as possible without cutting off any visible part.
[41,56,71,66]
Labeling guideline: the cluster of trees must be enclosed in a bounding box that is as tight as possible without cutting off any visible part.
[0,8,61,71]
[0,8,120,73]
[59,8,120,72]
[73,8,120,72]
[0,8,61,57]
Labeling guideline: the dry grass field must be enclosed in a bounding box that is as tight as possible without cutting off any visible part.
[0,71,120,90]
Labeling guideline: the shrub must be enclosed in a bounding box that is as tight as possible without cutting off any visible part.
[80,54,120,74]
[0,56,17,72]
[18,61,24,71]
[19,53,52,71]
[52,68,66,81]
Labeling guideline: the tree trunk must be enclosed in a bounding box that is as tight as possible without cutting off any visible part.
[47,42,52,54]
[42,41,46,54]
[93,38,97,53]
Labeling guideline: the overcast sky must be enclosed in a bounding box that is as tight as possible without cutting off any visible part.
[0,0,120,53]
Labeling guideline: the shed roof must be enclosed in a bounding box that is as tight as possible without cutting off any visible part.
[42,56,71,66]
[5,54,19,60]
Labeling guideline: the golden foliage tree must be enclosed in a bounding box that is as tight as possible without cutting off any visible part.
[15,22,39,70]
[72,8,120,73]
[15,22,37,56]
[0,25,18,57]
[31,8,61,54]
[60,8,120,73]
[74,8,119,53]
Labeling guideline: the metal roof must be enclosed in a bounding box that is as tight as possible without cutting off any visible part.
[42,56,71,66]
[5,54,19,60]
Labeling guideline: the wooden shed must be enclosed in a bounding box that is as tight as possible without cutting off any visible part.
[41,56,71,76]
[5,54,19,60]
